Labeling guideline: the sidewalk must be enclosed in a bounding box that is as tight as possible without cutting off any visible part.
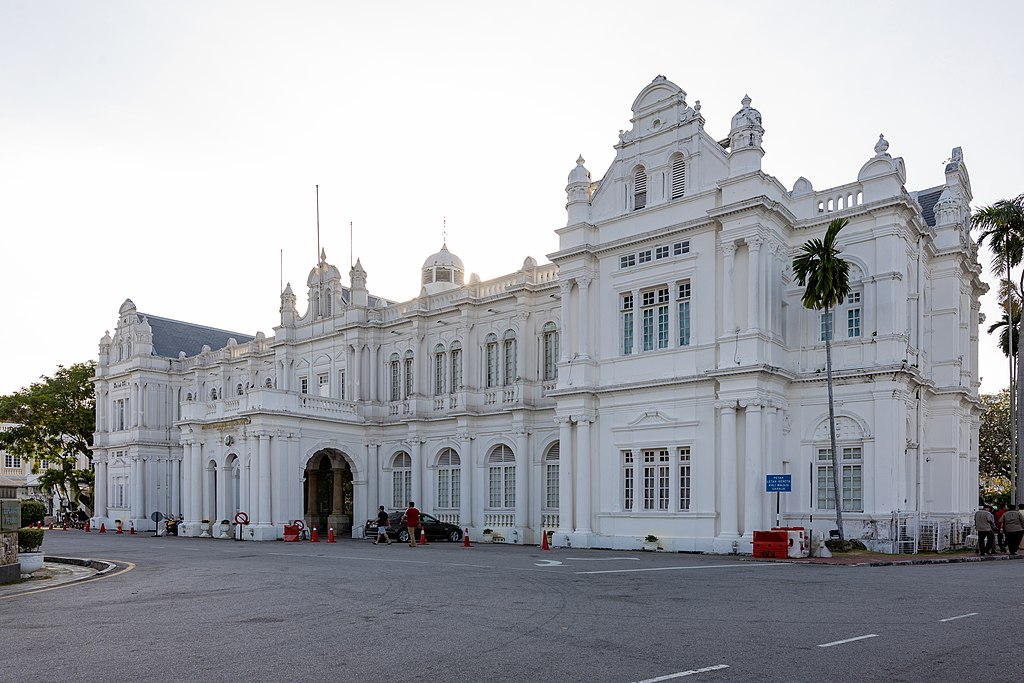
[746,550,1024,567]
[0,558,98,599]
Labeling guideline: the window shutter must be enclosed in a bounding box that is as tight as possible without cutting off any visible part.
[671,157,686,199]
[634,168,647,210]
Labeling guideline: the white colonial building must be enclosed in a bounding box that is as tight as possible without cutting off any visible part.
[91,76,985,552]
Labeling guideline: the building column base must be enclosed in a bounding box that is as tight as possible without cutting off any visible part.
[250,524,280,542]
[712,533,741,554]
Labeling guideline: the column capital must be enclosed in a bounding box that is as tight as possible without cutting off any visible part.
[576,276,593,290]
[558,279,573,295]
[554,415,573,426]
[738,398,765,410]
[714,399,737,411]
[746,236,763,250]
[571,414,593,425]
[722,242,737,258]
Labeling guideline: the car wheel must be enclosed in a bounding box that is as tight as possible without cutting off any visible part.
[398,529,410,543]
[448,529,462,543]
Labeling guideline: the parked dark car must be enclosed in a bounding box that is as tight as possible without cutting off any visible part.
[364,511,463,543]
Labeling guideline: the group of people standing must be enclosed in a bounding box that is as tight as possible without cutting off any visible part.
[974,503,1024,555]
[372,502,421,547]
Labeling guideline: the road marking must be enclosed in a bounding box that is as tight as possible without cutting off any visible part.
[564,556,640,562]
[633,664,730,681]
[939,612,978,622]
[817,634,879,648]
[535,559,563,567]
[576,563,779,575]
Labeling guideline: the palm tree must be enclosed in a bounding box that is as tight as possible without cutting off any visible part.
[793,217,852,543]
[973,194,1024,504]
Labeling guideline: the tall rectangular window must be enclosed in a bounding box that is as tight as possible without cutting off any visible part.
[621,294,634,356]
[816,447,863,512]
[486,341,498,387]
[657,450,670,510]
[679,447,691,511]
[437,469,450,508]
[642,288,669,351]
[404,357,414,396]
[819,312,833,342]
[623,451,634,511]
[450,347,462,390]
[114,399,127,430]
[434,352,445,396]
[542,325,558,381]
[642,450,657,510]
[503,338,516,384]
[300,377,309,394]
[545,463,559,508]
[678,280,691,346]
[393,470,412,509]
[338,370,346,400]
[846,292,862,338]
[390,362,401,401]
[488,464,516,508]
[318,373,329,396]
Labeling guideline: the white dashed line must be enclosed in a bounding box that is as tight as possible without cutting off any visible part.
[576,563,778,575]
[632,664,730,681]
[939,612,978,622]
[817,634,879,648]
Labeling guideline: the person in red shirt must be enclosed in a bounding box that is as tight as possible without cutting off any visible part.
[995,504,1008,553]
[404,501,421,547]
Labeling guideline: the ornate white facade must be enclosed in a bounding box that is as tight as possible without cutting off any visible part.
[91,77,985,552]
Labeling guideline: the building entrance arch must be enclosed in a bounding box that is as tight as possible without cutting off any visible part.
[303,449,353,535]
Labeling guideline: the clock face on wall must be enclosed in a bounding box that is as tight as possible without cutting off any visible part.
[224,435,234,446]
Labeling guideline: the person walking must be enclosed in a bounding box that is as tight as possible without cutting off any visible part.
[994,503,1008,553]
[974,505,996,555]
[1002,503,1024,556]
[405,501,421,547]
[373,505,392,545]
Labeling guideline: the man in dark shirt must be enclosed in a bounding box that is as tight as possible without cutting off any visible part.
[405,501,421,547]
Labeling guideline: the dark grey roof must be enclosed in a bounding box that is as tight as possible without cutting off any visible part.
[142,314,255,358]
[915,186,943,227]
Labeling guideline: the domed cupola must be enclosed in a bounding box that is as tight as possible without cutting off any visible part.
[421,243,465,294]
[728,94,765,176]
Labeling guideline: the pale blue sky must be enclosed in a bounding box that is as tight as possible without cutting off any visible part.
[1,0,1021,394]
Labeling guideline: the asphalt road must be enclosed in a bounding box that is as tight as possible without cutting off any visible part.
[3,532,1021,683]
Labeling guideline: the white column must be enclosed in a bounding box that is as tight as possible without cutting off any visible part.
[189,442,202,522]
[410,438,422,506]
[353,344,363,402]
[170,455,180,516]
[258,433,272,525]
[216,460,229,524]
[558,281,572,362]
[129,455,141,520]
[631,288,641,354]
[180,441,191,520]
[722,243,736,335]
[717,401,740,539]
[746,237,762,333]
[742,399,764,537]
[369,344,379,402]
[766,401,780,525]
[365,441,378,509]
[556,417,573,534]
[574,416,592,534]
[514,429,528,535]
[459,437,472,530]
[94,457,108,518]
[577,277,592,358]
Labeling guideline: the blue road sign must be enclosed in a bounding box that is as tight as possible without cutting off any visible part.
[765,474,792,492]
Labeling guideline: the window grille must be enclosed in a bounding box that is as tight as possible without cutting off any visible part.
[634,167,647,210]
[671,156,686,199]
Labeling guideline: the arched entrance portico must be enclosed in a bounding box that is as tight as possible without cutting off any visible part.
[304,449,353,535]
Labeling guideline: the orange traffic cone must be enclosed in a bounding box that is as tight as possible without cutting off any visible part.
[311,526,319,542]
[419,527,428,545]
[541,530,550,550]
[463,528,472,548]
[48,522,53,530]
[62,521,68,531]
[129,523,135,535]
[327,527,336,543]
[99,523,107,533]
[85,521,91,533]
[116,523,124,534]
[37,521,43,528]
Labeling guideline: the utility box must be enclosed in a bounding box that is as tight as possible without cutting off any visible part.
[282,524,300,542]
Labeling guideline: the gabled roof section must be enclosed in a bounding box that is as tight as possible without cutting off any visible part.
[913,186,943,227]
[142,314,255,358]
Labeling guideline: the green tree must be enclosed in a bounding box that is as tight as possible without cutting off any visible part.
[979,389,1012,502]
[793,217,851,543]
[0,362,96,513]
[973,194,1024,504]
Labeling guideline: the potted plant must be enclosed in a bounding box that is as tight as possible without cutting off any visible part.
[17,527,45,575]
[200,519,212,538]
[642,534,659,551]
[482,528,494,543]
[217,519,232,539]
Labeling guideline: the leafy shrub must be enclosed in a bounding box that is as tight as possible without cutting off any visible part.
[17,527,45,553]
[21,500,46,527]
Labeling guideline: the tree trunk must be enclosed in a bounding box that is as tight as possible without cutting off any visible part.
[1009,270,1017,505]
[825,304,845,542]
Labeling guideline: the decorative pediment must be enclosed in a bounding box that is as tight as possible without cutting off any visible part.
[627,410,673,427]
[811,415,869,441]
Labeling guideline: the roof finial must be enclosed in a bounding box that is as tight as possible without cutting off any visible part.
[442,216,447,247]
[741,94,751,108]
[874,133,889,156]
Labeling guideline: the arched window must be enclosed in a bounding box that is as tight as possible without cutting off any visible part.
[436,448,460,509]
[389,353,401,401]
[449,341,462,391]
[323,289,332,316]
[434,343,446,396]
[403,350,414,396]
[502,330,517,384]
[186,392,193,402]
[670,154,686,199]
[485,333,499,388]
[391,451,412,508]
[487,445,516,509]
[544,444,559,509]
[313,290,321,319]
[633,166,647,210]
[265,378,273,388]
[542,322,558,381]
[236,383,244,396]
[210,388,218,400]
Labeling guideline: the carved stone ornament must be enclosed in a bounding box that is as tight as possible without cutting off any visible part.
[874,133,890,157]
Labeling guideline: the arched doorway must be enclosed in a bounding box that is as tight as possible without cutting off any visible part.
[304,449,353,535]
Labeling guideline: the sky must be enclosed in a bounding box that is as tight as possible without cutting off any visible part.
[1,0,1022,396]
